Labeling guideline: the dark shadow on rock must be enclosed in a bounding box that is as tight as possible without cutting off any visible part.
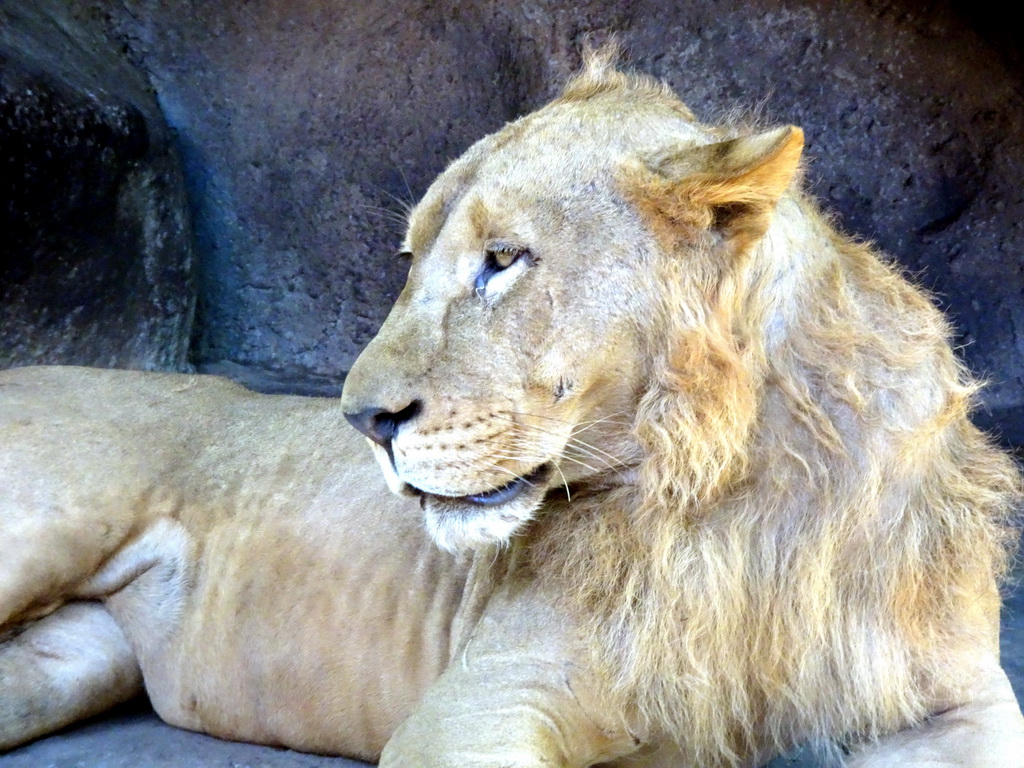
[0,0,196,371]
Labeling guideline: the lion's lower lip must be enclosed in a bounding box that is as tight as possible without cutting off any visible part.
[418,463,551,507]
[463,471,535,506]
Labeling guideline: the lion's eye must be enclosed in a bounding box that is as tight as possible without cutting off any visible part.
[474,245,531,298]
[490,246,521,270]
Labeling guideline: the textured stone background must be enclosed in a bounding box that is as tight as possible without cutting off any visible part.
[0,1,195,370]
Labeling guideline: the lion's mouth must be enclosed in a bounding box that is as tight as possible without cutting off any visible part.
[412,463,552,508]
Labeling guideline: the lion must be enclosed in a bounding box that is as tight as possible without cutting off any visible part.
[2,50,1023,767]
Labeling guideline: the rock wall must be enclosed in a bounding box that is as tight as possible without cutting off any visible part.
[0,1,195,370]
[3,0,1022,445]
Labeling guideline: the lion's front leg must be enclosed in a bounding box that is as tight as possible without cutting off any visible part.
[380,658,618,768]
[0,601,142,751]
[843,662,1024,768]
[381,588,640,768]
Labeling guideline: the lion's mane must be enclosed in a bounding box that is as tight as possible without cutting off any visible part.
[524,53,1021,766]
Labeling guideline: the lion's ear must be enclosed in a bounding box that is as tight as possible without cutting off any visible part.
[628,126,804,252]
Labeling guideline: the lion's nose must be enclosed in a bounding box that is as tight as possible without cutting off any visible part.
[344,400,422,448]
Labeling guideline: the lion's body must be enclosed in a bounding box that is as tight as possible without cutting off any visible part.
[0,367,465,760]
[3,52,1024,767]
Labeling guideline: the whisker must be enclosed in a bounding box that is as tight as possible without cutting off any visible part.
[563,437,624,469]
[553,463,572,502]
[570,411,634,431]
[554,455,602,475]
[481,451,549,468]
[502,421,622,469]
[502,410,634,429]
[378,186,415,216]
[490,414,569,441]
[355,202,409,224]
[494,411,632,453]
[394,164,416,211]
[483,417,626,471]
[355,204,410,237]
[461,410,639,488]
[465,458,523,479]
[496,411,573,426]
[462,450,594,494]
[466,453,550,485]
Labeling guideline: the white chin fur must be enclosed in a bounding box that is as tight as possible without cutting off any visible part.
[423,496,540,553]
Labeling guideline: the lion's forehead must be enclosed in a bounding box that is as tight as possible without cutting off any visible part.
[406,104,712,257]
[407,166,621,268]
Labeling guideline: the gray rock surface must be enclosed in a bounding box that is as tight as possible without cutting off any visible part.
[0,0,195,370]
[79,0,1024,444]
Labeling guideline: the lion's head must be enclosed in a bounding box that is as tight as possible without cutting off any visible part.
[343,50,1021,762]
[341,51,804,552]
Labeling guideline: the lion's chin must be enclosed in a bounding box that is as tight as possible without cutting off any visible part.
[417,464,552,553]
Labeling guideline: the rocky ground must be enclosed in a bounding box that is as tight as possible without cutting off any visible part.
[2,567,1022,768]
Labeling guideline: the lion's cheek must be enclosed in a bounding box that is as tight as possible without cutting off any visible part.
[536,318,647,409]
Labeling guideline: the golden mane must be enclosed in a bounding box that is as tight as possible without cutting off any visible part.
[525,66,1021,763]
